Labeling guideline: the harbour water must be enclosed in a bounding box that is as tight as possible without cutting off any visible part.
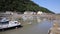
[0,20,53,34]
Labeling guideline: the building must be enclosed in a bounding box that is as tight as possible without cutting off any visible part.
[24,11,36,15]
[37,11,43,15]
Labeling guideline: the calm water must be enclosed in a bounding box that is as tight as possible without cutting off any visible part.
[0,20,53,34]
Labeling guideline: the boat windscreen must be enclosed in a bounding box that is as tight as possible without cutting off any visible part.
[0,21,9,24]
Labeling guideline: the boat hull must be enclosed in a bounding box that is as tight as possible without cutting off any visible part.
[0,25,23,31]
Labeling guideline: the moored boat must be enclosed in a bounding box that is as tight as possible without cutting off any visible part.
[0,18,22,31]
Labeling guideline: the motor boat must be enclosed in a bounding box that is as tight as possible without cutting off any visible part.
[0,18,22,31]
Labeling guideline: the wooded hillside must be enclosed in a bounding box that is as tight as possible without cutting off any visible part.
[0,0,54,14]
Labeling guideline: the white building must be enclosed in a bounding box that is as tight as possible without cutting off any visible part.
[5,11,14,15]
[37,11,43,15]
[24,11,36,15]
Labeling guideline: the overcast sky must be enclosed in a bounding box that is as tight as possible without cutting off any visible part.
[32,0,60,13]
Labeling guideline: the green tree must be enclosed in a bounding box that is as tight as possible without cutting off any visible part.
[0,0,55,14]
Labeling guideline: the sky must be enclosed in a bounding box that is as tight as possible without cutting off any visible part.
[32,0,60,13]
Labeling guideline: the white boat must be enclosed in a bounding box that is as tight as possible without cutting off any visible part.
[0,18,22,30]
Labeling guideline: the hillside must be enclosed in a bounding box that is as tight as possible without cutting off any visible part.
[0,0,54,14]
